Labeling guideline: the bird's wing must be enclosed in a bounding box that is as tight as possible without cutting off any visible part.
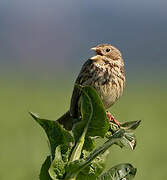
[70,59,93,118]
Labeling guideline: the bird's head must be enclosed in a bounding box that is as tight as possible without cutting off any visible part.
[90,44,122,61]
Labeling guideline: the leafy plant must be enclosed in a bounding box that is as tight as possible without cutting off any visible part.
[30,85,140,180]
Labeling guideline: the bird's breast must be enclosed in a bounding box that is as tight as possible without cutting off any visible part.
[87,62,125,109]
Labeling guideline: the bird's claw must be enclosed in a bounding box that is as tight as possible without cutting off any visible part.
[106,111,120,128]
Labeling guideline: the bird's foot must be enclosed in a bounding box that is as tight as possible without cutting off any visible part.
[106,111,120,128]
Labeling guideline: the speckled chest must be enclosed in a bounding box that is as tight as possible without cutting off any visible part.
[76,59,125,108]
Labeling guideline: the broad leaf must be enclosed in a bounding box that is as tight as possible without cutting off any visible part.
[97,163,137,180]
[73,86,109,151]
[81,86,109,137]
[29,112,74,157]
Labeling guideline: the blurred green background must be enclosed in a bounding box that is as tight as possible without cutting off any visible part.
[0,0,167,179]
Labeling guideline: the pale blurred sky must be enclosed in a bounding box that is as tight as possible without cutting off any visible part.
[0,0,167,80]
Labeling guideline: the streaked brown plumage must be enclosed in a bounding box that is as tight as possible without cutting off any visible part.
[58,44,125,130]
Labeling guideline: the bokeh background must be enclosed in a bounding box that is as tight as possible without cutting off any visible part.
[0,0,167,179]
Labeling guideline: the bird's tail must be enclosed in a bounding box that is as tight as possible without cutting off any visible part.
[57,110,73,130]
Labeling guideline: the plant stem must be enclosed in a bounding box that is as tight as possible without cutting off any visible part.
[79,129,125,171]
[69,125,88,161]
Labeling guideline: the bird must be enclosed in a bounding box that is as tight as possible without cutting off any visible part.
[57,44,125,130]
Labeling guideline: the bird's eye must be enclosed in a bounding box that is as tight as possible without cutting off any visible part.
[106,48,110,52]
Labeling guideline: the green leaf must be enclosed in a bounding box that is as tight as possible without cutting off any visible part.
[73,86,109,151]
[49,146,66,180]
[29,112,74,157]
[81,86,109,137]
[97,163,137,180]
[69,86,110,162]
[39,156,52,180]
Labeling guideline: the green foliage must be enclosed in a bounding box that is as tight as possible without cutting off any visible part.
[80,86,109,137]
[72,86,109,151]
[30,85,140,180]
[30,112,74,158]
[65,129,125,180]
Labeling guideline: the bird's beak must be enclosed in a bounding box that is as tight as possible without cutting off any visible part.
[90,55,101,61]
[91,47,97,51]
[91,47,103,56]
